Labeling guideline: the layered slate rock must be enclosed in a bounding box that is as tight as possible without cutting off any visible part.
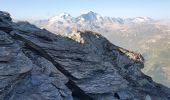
[0,11,72,100]
[0,11,170,100]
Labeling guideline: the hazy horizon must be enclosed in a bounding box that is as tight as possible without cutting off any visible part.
[0,0,170,21]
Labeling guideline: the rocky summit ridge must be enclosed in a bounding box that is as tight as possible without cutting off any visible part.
[0,11,170,100]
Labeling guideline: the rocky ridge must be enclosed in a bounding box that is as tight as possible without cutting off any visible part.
[0,11,170,100]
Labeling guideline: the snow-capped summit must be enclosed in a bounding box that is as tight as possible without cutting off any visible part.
[58,12,71,18]
[125,17,153,23]
[48,12,73,23]
[133,17,152,22]
[77,11,103,22]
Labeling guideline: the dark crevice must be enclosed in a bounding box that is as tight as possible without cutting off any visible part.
[124,63,132,70]
[0,61,9,63]
[114,93,120,99]
[0,26,13,33]
[66,80,93,100]
[12,33,93,100]
[0,19,3,22]
[35,34,53,42]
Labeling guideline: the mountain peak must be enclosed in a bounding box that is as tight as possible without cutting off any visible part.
[58,12,71,17]
[78,11,102,22]
[87,11,98,15]
[48,12,73,22]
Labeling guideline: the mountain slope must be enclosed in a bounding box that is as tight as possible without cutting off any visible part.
[34,11,170,87]
[1,11,170,99]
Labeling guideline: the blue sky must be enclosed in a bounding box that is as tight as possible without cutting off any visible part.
[0,0,170,21]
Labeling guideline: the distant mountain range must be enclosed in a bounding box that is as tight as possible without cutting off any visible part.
[34,11,170,87]
[34,11,154,34]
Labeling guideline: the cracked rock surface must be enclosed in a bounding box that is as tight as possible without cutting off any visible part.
[0,11,170,100]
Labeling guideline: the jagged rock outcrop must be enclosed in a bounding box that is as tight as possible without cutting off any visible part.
[0,11,170,100]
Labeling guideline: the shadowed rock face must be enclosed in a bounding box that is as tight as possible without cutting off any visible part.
[0,11,170,100]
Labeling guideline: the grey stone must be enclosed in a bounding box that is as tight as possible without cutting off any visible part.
[0,11,169,100]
